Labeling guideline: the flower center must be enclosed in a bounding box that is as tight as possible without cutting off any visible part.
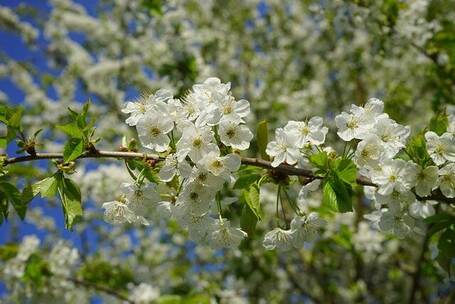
[150,127,161,137]
[226,128,236,138]
[347,118,358,129]
[190,192,199,201]
[223,105,233,114]
[192,138,203,148]
[212,160,223,169]
[300,126,310,136]
[197,172,207,182]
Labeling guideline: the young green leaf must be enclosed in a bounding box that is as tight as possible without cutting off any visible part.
[333,158,357,185]
[234,172,262,190]
[56,174,83,230]
[56,122,84,138]
[0,182,28,219]
[240,204,258,237]
[309,151,329,171]
[33,175,59,198]
[63,138,85,162]
[256,120,269,160]
[243,183,262,220]
[429,111,448,135]
[322,175,353,213]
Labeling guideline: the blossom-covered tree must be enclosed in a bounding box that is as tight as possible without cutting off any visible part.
[0,0,454,303]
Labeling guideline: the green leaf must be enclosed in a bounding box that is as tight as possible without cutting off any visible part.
[142,0,163,16]
[234,173,262,190]
[33,175,58,198]
[56,174,83,230]
[243,183,262,220]
[0,137,6,149]
[23,254,51,288]
[0,182,27,219]
[333,158,357,185]
[407,132,431,166]
[63,138,85,162]
[0,244,19,261]
[8,108,23,129]
[322,175,353,213]
[429,111,448,135]
[256,120,269,160]
[183,294,211,304]
[323,181,337,211]
[56,122,84,138]
[309,151,329,171]
[157,295,182,304]
[240,204,258,237]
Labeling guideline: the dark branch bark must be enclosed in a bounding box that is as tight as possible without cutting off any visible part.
[3,151,454,205]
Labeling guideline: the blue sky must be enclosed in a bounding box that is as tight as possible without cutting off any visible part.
[0,1,107,300]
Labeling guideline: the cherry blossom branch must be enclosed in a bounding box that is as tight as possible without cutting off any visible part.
[3,151,454,205]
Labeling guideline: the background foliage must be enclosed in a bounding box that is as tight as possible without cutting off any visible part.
[0,0,454,303]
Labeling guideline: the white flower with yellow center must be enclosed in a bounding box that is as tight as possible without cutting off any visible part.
[425,131,455,165]
[102,198,137,224]
[136,111,174,152]
[354,134,385,167]
[414,165,439,197]
[218,119,253,150]
[371,159,417,195]
[159,154,192,182]
[284,116,328,147]
[210,218,247,249]
[176,123,219,162]
[121,182,160,214]
[335,111,371,141]
[266,128,301,167]
[198,152,241,182]
[373,115,410,158]
[439,163,455,198]
[122,89,173,126]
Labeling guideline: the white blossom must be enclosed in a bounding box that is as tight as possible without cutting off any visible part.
[218,119,253,150]
[284,116,328,147]
[291,212,326,247]
[102,199,137,224]
[370,159,417,195]
[198,152,241,181]
[263,228,295,250]
[425,131,455,165]
[210,218,247,248]
[136,111,174,152]
[266,128,300,167]
[176,123,219,162]
[439,163,455,198]
[414,165,439,197]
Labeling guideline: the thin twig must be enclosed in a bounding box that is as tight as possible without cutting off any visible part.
[3,151,454,205]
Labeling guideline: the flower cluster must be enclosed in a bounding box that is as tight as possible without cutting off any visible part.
[263,213,326,250]
[266,116,328,167]
[263,97,455,245]
[106,77,253,248]
[335,99,455,238]
[109,79,455,248]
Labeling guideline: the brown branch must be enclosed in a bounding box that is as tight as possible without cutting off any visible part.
[3,151,455,205]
